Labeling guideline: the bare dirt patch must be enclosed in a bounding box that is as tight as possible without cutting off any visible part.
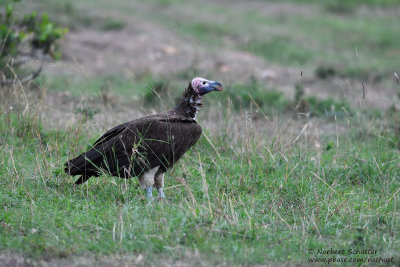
[13,0,395,141]
[0,252,295,267]
[0,252,185,267]
[19,0,396,114]
[46,22,397,113]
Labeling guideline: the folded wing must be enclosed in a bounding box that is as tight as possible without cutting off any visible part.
[64,115,202,184]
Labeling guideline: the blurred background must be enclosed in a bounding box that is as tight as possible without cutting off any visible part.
[2,0,400,126]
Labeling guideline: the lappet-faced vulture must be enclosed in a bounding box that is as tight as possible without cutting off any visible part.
[64,77,223,200]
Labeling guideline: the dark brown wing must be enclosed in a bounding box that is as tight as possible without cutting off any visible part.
[64,115,202,183]
[134,118,202,174]
[92,123,128,147]
[92,114,168,147]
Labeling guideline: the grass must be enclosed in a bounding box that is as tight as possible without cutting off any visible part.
[39,73,352,118]
[1,0,400,264]
[38,74,177,101]
[279,0,400,12]
[221,80,351,117]
[225,81,289,114]
[100,18,125,31]
[0,95,399,264]
[140,0,400,78]
[19,1,124,31]
[244,36,314,66]
[22,0,400,79]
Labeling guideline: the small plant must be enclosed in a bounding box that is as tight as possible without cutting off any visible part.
[325,141,334,151]
[227,81,351,118]
[143,78,170,105]
[300,96,351,117]
[75,103,99,122]
[294,82,304,103]
[23,12,68,57]
[324,0,356,13]
[291,82,352,117]
[315,65,337,79]
[0,1,67,85]
[227,82,289,115]
[101,18,125,31]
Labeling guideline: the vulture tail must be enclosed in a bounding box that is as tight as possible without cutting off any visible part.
[64,152,100,185]
[64,154,87,176]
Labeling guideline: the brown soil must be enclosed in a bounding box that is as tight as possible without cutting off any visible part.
[33,0,397,114]
[0,252,295,267]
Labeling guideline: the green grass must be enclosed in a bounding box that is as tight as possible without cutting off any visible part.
[23,0,400,79]
[19,1,124,31]
[100,18,125,31]
[244,36,314,66]
[1,105,399,264]
[2,0,400,264]
[140,0,400,78]
[39,73,352,118]
[221,81,351,117]
[225,81,290,114]
[278,0,400,12]
[299,96,352,117]
[38,74,177,102]
[240,12,400,77]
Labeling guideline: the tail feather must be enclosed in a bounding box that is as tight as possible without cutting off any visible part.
[64,154,87,175]
[65,150,101,185]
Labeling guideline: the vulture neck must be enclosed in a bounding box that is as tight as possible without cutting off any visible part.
[174,84,202,120]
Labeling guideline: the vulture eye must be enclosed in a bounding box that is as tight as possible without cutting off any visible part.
[202,81,206,85]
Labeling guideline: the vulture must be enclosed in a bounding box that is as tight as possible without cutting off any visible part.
[64,77,223,200]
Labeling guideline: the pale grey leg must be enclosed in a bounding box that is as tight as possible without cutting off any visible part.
[138,166,160,201]
[158,187,165,199]
[155,172,165,200]
[146,186,153,200]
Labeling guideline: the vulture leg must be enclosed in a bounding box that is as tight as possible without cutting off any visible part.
[155,172,165,199]
[158,188,165,199]
[138,166,160,200]
[146,186,153,200]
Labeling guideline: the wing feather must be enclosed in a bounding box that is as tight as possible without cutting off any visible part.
[65,115,202,181]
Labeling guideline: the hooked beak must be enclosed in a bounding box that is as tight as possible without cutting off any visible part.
[211,81,223,92]
[199,80,224,95]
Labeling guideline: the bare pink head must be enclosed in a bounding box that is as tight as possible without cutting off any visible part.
[191,77,223,95]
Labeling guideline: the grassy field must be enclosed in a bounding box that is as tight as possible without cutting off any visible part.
[1,98,399,265]
[1,0,400,265]
[1,95,400,259]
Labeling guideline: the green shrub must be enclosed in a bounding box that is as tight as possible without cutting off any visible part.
[1,2,67,58]
[100,18,125,31]
[143,77,170,105]
[244,36,314,66]
[301,96,351,117]
[227,82,290,114]
[0,1,67,82]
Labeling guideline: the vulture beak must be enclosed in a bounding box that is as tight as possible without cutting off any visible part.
[199,80,224,95]
[210,81,223,92]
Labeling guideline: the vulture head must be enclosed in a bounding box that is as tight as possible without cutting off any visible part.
[178,77,223,119]
[191,77,223,95]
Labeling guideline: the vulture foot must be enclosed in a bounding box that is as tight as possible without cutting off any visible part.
[157,188,165,199]
[146,186,154,201]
